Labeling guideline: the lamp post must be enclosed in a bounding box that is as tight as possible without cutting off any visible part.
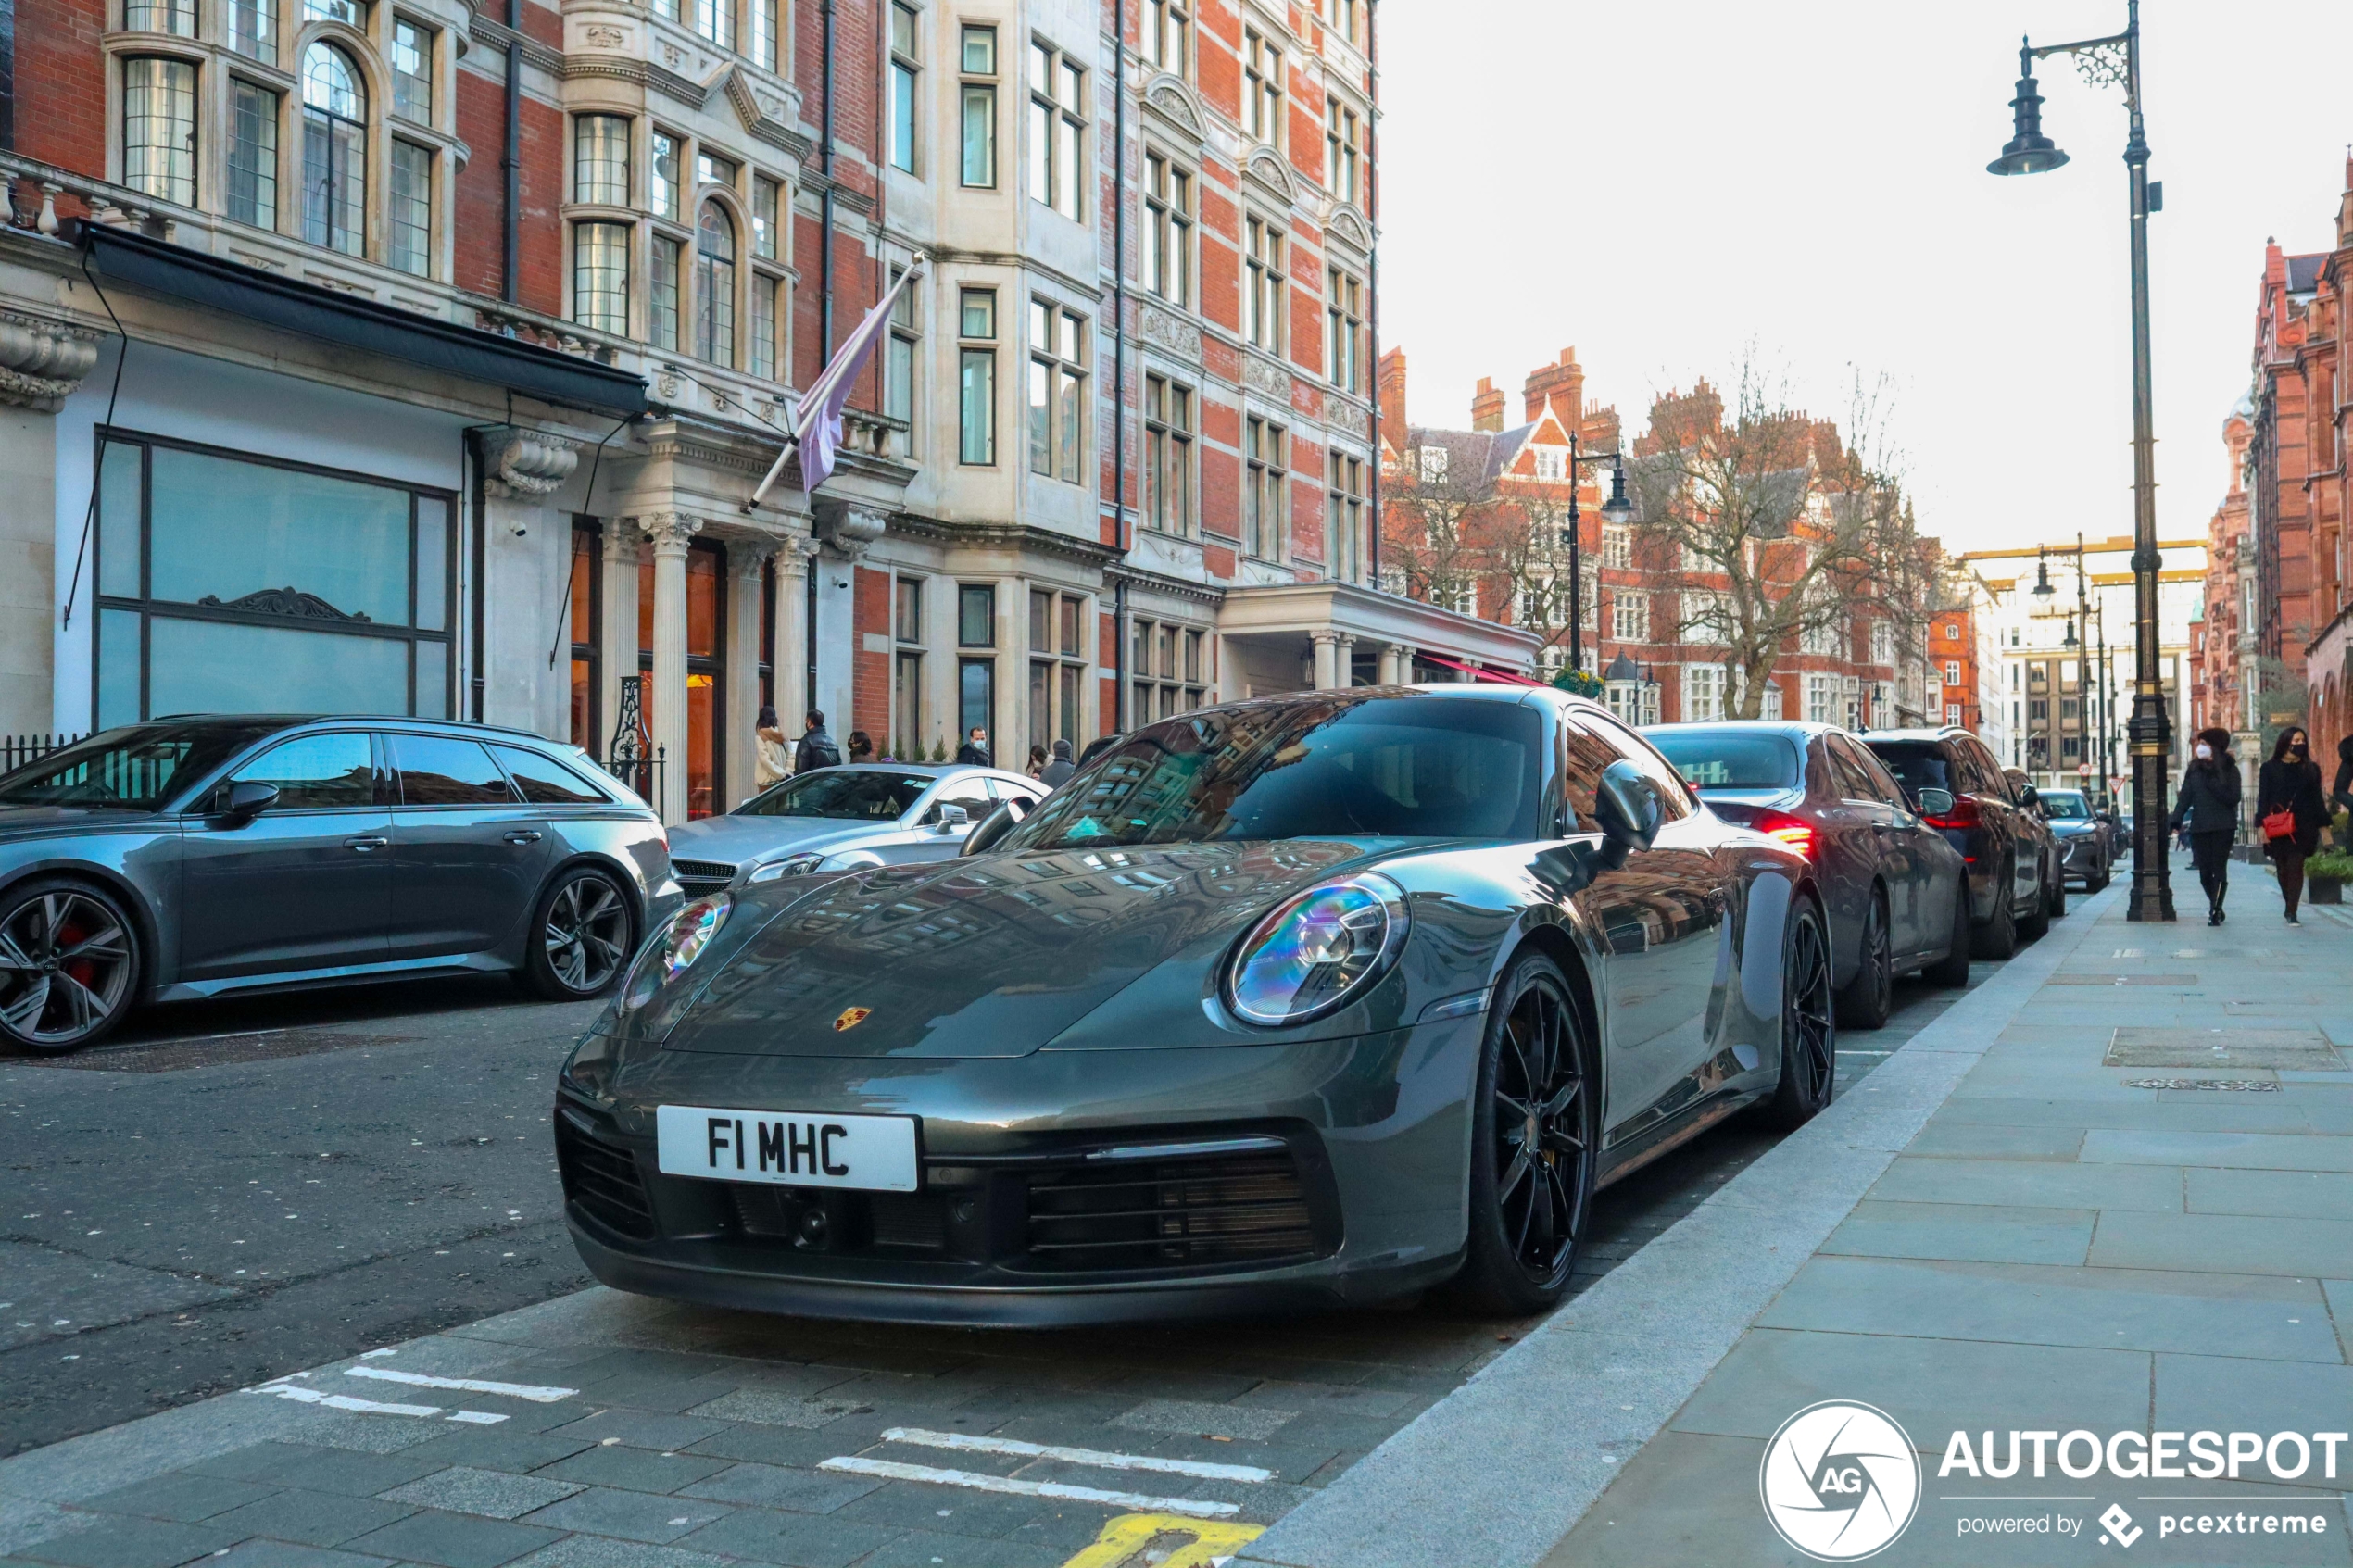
[1988,0,2173,919]
[1558,433,1632,675]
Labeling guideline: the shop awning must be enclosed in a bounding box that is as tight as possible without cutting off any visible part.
[1416,653,1547,687]
[76,221,648,419]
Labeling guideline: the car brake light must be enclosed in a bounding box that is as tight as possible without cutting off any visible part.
[1923,794,1983,831]
[1753,809,1815,858]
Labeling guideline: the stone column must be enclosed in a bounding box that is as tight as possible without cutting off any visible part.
[1333,633,1356,689]
[0,308,101,734]
[598,521,640,765]
[724,539,774,809]
[1311,631,1340,691]
[640,513,700,824]
[479,426,581,737]
[1382,643,1411,684]
[772,540,814,734]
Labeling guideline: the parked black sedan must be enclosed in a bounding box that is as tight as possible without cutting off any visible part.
[1862,728,2062,958]
[1645,721,1971,1029]
[2035,787,2117,891]
[558,685,1837,1326]
[0,717,681,1054]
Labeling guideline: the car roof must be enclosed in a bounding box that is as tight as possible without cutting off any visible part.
[1644,721,1833,738]
[1857,727,1974,745]
[146,713,563,746]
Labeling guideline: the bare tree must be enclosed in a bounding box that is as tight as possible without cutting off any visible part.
[1379,439,1496,612]
[1631,361,1925,718]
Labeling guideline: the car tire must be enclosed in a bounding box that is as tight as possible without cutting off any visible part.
[1971,857,2019,960]
[1926,877,1972,988]
[2090,858,2111,894]
[2047,866,2069,919]
[0,878,142,1056]
[524,866,636,1001]
[1453,950,1598,1318]
[1833,890,1893,1031]
[1766,898,1837,1131]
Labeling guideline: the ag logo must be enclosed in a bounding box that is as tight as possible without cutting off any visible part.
[832,1007,871,1032]
[2099,1503,2142,1548]
[1758,1400,1920,1561]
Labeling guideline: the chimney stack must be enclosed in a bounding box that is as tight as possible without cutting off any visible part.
[1470,376,1505,433]
[1524,346,1585,426]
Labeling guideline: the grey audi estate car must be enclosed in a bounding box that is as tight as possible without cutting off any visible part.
[0,716,681,1055]
[557,685,1834,1325]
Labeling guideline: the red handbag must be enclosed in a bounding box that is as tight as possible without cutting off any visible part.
[2262,807,2296,840]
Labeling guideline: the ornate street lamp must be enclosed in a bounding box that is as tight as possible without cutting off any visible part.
[1986,0,2173,920]
[1557,437,1632,675]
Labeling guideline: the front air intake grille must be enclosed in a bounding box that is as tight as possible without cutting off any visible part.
[673,859,737,898]
[556,1108,656,1240]
[1022,1150,1315,1273]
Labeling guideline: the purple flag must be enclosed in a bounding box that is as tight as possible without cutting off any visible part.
[748,263,924,510]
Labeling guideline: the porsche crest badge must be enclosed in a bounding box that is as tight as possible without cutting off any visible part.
[833,1007,872,1033]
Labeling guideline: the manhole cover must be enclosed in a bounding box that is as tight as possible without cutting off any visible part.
[2103,1029,2346,1070]
[2120,1078,2282,1092]
[2051,973,2200,987]
[26,1030,413,1073]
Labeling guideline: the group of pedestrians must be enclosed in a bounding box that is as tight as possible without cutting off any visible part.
[2170,724,2347,926]
[749,703,1109,797]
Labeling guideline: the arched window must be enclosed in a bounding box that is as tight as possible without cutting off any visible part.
[696,202,736,367]
[302,43,367,256]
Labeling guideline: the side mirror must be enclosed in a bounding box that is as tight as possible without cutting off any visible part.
[933,802,970,832]
[1914,787,1955,818]
[1592,760,1663,854]
[222,780,279,822]
[2017,785,2041,811]
[961,802,1018,857]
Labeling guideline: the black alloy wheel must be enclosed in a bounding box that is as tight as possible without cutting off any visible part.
[527,868,635,1000]
[1833,891,1894,1031]
[2046,862,2069,919]
[1765,900,1836,1130]
[1972,854,2019,960]
[1926,875,1972,988]
[0,880,142,1055]
[1456,951,1597,1315]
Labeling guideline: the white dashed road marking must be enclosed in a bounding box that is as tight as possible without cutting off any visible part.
[877,1425,1274,1483]
[344,1366,578,1402]
[817,1456,1241,1518]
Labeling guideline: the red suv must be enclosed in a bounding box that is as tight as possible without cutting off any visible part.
[1862,727,2064,958]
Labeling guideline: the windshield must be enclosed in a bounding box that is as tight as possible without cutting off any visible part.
[2040,791,2092,820]
[1868,742,1953,797]
[1646,728,1801,790]
[1000,696,1542,850]
[0,721,282,810]
[736,771,933,820]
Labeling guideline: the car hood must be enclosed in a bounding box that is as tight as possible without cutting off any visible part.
[665,813,905,866]
[0,802,166,842]
[663,838,1389,1059]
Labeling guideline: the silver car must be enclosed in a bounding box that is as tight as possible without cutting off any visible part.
[667,764,1050,898]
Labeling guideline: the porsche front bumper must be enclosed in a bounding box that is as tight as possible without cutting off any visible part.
[556,1020,1484,1325]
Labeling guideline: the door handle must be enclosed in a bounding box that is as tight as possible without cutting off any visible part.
[504,830,543,845]
[345,834,389,851]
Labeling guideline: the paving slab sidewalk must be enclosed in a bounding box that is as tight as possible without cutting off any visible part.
[1239,873,2353,1568]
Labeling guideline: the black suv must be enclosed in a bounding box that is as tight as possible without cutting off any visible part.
[1861,727,2064,958]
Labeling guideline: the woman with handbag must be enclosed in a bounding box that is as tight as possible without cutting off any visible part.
[2257,727,2328,924]
[2171,728,2242,924]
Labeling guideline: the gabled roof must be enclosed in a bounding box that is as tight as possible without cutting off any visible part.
[2287,253,2326,294]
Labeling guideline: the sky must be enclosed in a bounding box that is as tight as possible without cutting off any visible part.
[1377,1,2353,558]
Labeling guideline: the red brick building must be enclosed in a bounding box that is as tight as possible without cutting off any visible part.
[0,0,1530,816]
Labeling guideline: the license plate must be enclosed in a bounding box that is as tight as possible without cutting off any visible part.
[654,1105,918,1192]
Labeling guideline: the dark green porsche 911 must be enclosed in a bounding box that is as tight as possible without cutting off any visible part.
[554,684,1830,1324]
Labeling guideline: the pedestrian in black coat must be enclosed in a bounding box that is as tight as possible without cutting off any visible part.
[1039,737,1076,789]
[2171,727,2242,924]
[955,726,992,768]
[794,710,841,773]
[2256,727,2327,923]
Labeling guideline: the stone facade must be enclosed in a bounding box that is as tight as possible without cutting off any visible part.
[0,0,1533,820]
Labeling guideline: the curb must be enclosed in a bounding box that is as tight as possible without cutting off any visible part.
[1232,881,2129,1568]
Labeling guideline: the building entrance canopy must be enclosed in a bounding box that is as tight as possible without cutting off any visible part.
[1214,581,1542,695]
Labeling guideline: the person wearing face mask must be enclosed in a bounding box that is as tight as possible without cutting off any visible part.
[2257,726,2328,924]
[2170,728,2242,924]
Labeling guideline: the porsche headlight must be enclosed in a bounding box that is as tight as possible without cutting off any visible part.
[620,893,731,1011]
[748,851,825,884]
[1225,873,1409,1027]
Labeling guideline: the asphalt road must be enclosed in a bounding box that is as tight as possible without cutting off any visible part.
[0,933,2019,1463]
